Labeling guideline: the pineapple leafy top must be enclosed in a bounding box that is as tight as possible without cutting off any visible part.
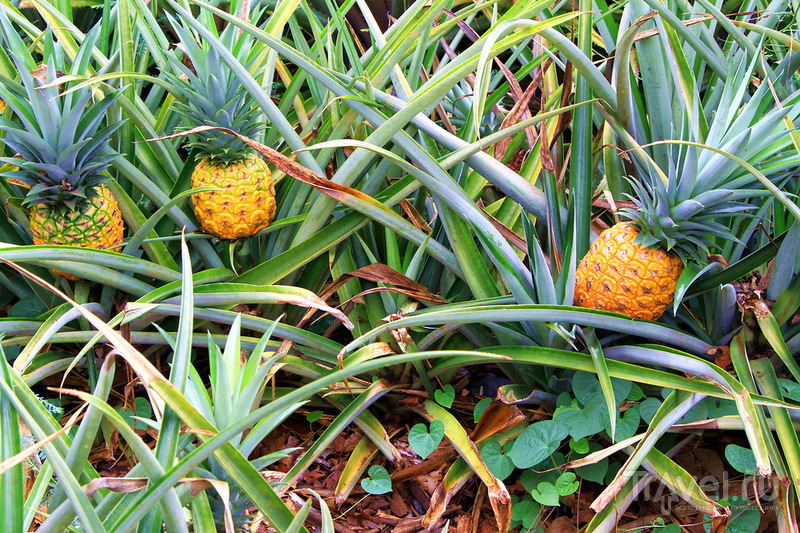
[617,50,800,263]
[620,174,751,263]
[0,61,122,210]
[165,20,263,164]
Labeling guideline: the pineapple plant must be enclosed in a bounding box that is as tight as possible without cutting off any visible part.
[167,22,276,240]
[573,147,777,321]
[574,65,800,320]
[0,62,124,279]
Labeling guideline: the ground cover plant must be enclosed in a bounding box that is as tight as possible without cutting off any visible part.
[1,0,800,531]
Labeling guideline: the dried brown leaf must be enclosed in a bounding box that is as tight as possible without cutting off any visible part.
[470,402,526,442]
[325,263,447,305]
[84,477,148,498]
[399,199,433,233]
[479,207,526,252]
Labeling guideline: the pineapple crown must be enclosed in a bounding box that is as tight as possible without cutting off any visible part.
[0,59,122,210]
[617,56,800,264]
[165,20,263,165]
[620,174,751,263]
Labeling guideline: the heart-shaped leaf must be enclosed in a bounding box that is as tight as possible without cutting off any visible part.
[520,469,560,493]
[511,498,542,530]
[473,397,492,423]
[603,404,640,442]
[361,465,392,495]
[725,444,756,475]
[639,397,662,423]
[554,471,579,496]
[434,384,455,408]
[569,437,590,454]
[482,441,515,480]
[408,420,444,459]
[529,482,560,506]
[553,400,606,440]
[508,420,569,469]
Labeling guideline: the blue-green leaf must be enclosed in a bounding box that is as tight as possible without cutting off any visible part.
[408,420,444,459]
[361,465,392,495]
[724,444,756,475]
[507,421,569,469]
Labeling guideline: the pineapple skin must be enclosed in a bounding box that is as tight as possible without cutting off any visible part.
[574,222,684,321]
[28,186,125,280]
[191,154,276,240]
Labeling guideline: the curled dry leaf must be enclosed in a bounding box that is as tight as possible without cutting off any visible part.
[399,199,433,233]
[494,61,542,162]
[163,286,355,330]
[480,206,527,252]
[423,483,461,531]
[328,263,447,305]
[390,326,416,353]
[470,402,526,442]
[260,292,354,329]
[84,477,149,498]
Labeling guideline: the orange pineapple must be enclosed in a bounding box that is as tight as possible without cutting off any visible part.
[574,223,684,321]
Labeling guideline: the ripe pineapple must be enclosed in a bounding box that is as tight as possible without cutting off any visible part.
[573,136,787,321]
[572,29,800,322]
[572,145,758,321]
[167,24,276,240]
[573,169,753,320]
[0,62,124,279]
[574,222,684,321]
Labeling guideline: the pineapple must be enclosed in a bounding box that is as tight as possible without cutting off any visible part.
[0,62,124,279]
[571,22,800,322]
[573,170,753,321]
[574,222,684,321]
[573,126,790,321]
[167,23,276,240]
[572,148,759,321]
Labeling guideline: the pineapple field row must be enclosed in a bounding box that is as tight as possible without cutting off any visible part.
[1,0,800,531]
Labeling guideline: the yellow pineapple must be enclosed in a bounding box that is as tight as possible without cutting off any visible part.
[191,154,276,240]
[168,22,276,239]
[573,145,772,321]
[0,59,125,279]
[573,171,743,321]
[569,26,800,321]
[574,223,683,321]
[28,186,124,279]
